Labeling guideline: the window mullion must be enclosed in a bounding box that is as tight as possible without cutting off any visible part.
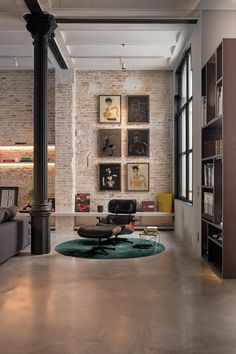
[186,58,189,201]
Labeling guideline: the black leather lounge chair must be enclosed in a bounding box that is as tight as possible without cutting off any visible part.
[96,199,137,244]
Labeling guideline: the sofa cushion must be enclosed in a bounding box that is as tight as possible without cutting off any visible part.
[0,208,5,224]
[3,206,17,222]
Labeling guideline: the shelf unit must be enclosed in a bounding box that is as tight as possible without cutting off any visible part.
[201,39,236,278]
[0,145,55,165]
[0,145,56,210]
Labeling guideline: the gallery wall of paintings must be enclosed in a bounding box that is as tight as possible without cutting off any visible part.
[98,94,150,193]
[75,70,173,211]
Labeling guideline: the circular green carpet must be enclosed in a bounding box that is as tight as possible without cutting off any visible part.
[55,238,165,260]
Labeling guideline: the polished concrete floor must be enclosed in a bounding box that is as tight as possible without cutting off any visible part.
[1,231,236,354]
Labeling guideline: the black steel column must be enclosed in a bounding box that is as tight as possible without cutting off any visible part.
[24,13,57,254]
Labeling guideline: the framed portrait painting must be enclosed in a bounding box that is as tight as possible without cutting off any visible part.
[127,163,149,191]
[0,187,19,207]
[128,95,149,123]
[99,163,121,191]
[99,95,121,123]
[128,129,149,157]
[98,129,121,157]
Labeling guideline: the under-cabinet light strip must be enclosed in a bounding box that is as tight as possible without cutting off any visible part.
[0,146,55,150]
[0,162,55,167]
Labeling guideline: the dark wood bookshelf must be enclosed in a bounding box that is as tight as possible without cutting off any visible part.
[202,217,222,231]
[201,39,236,278]
[208,236,223,248]
[202,213,213,222]
[202,115,222,130]
[202,154,222,162]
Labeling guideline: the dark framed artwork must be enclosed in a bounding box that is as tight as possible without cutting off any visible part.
[0,187,19,207]
[128,95,150,123]
[98,129,121,157]
[128,129,149,157]
[99,95,121,123]
[99,163,121,191]
[48,197,55,212]
[127,163,149,191]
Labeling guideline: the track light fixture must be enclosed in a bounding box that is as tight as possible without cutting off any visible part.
[14,57,18,67]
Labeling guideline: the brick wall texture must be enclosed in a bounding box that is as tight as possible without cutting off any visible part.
[0,69,173,213]
[0,70,55,209]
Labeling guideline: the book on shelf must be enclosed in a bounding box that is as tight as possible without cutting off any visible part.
[203,163,214,187]
[202,97,207,125]
[2,158,16,163]
[20,157,33,162]
[203,192,213,216]
[141,201,155,212]
[75,193,90,212]
[203,139,223,158]
[215,139,223,155]
[216,86,223,116]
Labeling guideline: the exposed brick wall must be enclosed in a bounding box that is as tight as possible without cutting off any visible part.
[55,69,76,230]
[75,70,173,211]
[0,70,55,145]
[0,70,55,209]
[0,69,173,215]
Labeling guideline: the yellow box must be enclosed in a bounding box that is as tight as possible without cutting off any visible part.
[158,193,173,212]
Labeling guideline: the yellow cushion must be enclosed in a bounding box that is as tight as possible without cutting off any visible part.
[158,193,173,212]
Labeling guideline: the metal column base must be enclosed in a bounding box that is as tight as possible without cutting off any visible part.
[31,211,51,254]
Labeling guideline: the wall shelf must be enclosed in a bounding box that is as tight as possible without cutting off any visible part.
[0,145,55,149]
[0,162,55,167]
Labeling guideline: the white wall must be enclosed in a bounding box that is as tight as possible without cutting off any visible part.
[174,16,202,254]
[202,10,236,65]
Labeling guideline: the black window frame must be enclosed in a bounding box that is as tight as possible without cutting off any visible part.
[175,48,193,204]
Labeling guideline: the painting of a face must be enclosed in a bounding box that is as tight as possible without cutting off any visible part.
[99,95,121,123]
[128,96,149,123]
[128,129,149,157]
[99,164,121,191]
[127,163,149,191]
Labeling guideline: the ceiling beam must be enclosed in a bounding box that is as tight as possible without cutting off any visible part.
[24,0,42,14]
[56,18,198,25]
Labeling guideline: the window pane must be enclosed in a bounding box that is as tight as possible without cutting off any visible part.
[178,156,182,196]
[178,154,186,198]
[188,54,193,98]
[188,152,193,201]
[181,154,186,198]
[181,62,187,106]
[176,50,193,203]
[178,109,186,153]
[189,100,193,150]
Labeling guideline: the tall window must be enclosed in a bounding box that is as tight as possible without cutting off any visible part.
[176,49,193,203]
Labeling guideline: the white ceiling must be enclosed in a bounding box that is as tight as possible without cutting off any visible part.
[0,0,235,71]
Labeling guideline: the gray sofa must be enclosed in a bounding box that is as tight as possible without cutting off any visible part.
[0,210,30,264]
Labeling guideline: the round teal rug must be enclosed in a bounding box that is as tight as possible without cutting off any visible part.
[55,238,165,260]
